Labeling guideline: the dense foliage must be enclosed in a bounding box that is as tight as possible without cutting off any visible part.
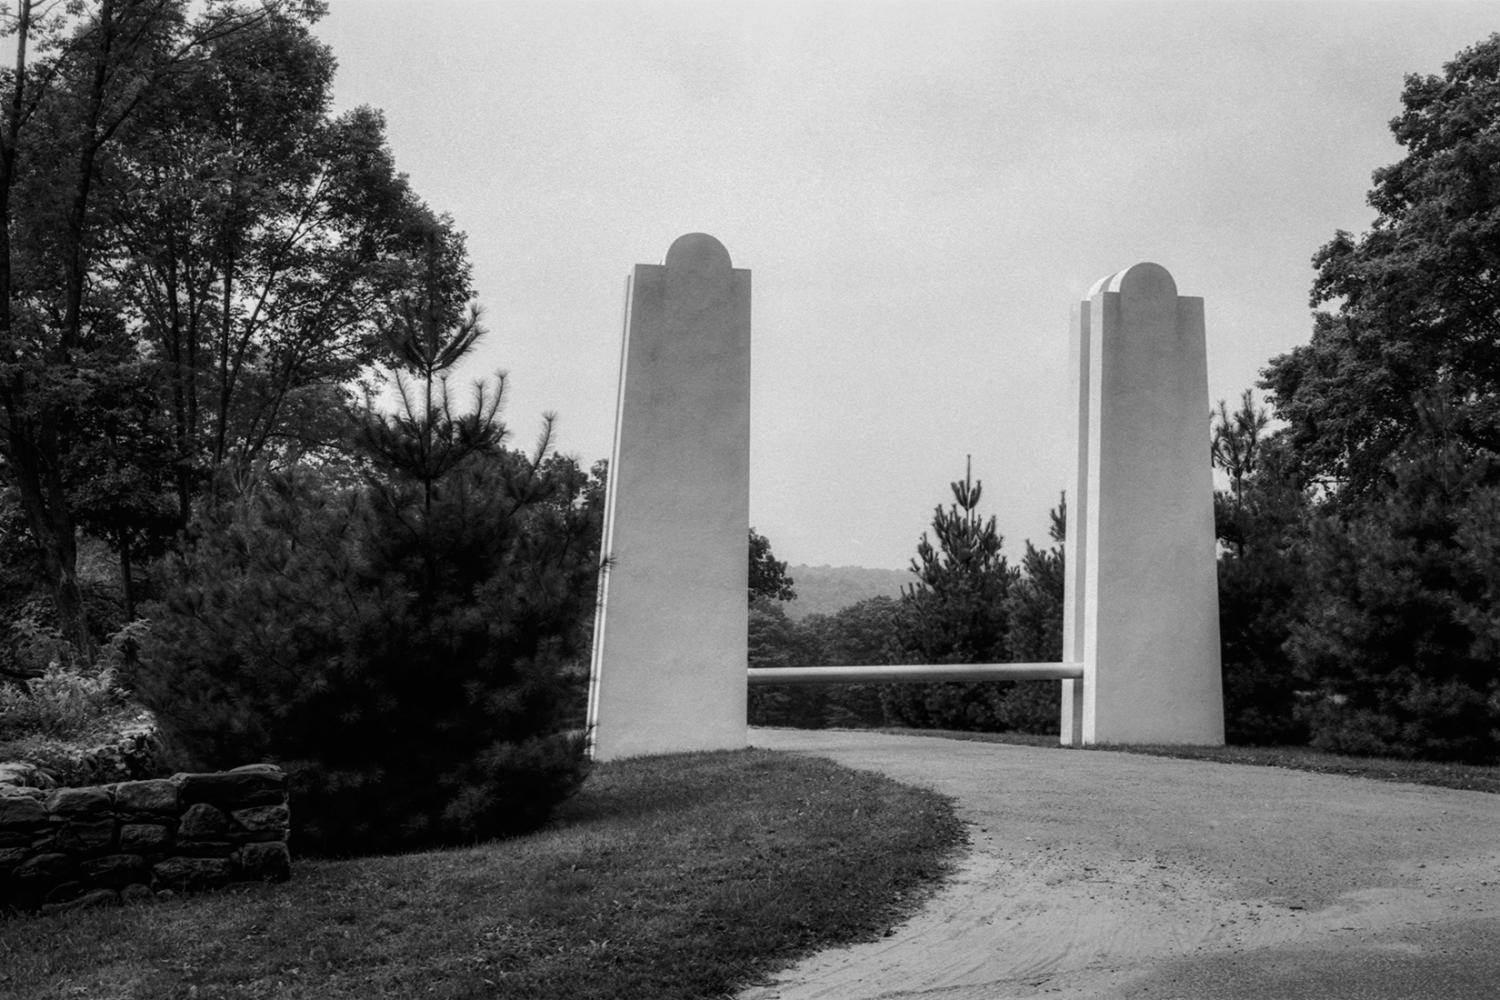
[1288,440,1500,761]
[0,616,156,787]
[748,595,897,729]
[134,447,601,855]
[0,1,466,652]
[878,460,1017,730]
[1264,35,1500,501]
[1211,394,1312,746]
[0,652,128,743]
[749,527,796,603]
[879,463,1063,734]
[0,0,606,854]
[995,499,1068,732]
[1250,34,1500,762]
[129,232,603,852]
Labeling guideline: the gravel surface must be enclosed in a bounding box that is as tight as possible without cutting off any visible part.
[742,728,1500,1000]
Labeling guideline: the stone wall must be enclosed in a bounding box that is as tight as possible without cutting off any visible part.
[0,764,290,914]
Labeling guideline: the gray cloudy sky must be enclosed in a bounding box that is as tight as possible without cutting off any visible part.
[316,0,1498,570]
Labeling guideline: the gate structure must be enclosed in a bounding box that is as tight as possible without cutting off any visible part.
[586,234,1222,760]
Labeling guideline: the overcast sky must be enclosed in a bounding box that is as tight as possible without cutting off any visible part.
[316,1,1498,570]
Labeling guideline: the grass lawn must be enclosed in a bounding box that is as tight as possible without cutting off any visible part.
[881,727,1500,794]
[0,749,964,1000]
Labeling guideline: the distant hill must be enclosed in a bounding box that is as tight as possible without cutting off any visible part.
[781,565,911,620]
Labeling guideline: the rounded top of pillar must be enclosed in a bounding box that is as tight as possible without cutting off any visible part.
[665,233,733,273]
[1087,262,1177,300]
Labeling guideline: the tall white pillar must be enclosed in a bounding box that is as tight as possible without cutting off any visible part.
[1064,263,1224,745]
[1060,294,1092,746]
[586,234,751,761]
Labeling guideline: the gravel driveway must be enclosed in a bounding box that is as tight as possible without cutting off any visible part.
[742,728,1500,1000]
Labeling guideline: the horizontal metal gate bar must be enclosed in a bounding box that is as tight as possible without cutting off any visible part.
[748,662,1085,685]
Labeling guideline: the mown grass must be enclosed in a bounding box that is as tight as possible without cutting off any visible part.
[0,748,964,1000]
[883,727,1500,794]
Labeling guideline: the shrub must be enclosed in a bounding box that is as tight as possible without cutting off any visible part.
[131,268,607,855]
[1286,444,1500,763]
[1211,426,1314,747]
[0,663,121,740]
[1218,551,1309,746]
[0,621,145,742]
[2,714,161,786]
[0,621,157,786]
[133,451,602,855]
[1,608,75,682]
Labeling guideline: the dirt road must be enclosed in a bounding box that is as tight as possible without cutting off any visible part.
[741,729,1500,1000]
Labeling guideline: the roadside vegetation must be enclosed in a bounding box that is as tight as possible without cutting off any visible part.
[0,750,964,1000]
[0,1,601,854]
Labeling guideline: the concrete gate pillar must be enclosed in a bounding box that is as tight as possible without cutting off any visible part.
[1061,263,1224,745]
[585,234,751,761]
[587,245,1221,757]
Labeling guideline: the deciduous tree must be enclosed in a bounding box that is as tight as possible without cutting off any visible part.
[1,0,282,653]
[1262,33,1500,502]
[1257,34,1500,759]
[749,526,795,603]
[0,1,468,648]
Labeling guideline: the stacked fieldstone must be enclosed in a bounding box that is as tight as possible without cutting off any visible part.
[0,763,291,914]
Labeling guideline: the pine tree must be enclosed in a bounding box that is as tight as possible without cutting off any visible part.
[1287,410,1499,762]
[134,245,602,853]
[1212,390,1271,558]
[883,458,1018,730]
[1004,496,1065,663]
[899,457,1015,664]
[1211,394,1313,745]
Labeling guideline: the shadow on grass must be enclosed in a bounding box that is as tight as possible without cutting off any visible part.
[551,749,771,829]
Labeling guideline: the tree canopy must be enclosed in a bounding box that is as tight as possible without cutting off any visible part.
[0,1,468,650]
[1262,32,1500,502]
[749,527,796,603]
[1247,33,1500,760]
